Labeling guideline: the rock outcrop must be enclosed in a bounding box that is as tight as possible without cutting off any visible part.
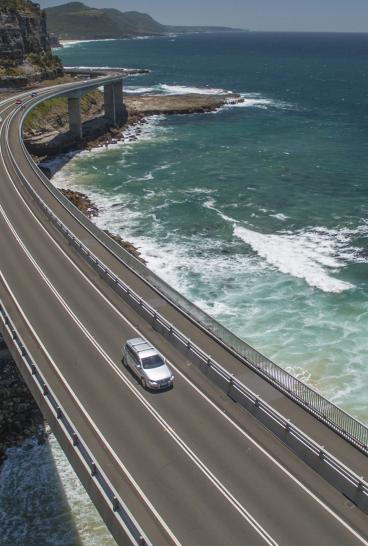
[0,0,63,88]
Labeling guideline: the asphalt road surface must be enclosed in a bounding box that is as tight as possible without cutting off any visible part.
[0,83,367,545]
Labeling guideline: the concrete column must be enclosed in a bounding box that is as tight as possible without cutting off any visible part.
[104,79,127,127]
[68,95,82,139]
[113,80,125,125]
[104,83,116,125]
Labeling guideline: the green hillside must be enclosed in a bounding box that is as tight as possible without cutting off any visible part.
[45,2,242,39]
[46,2,167,39]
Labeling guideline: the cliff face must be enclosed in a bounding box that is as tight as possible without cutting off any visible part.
[0,1,63,87]
[0,1,49,62]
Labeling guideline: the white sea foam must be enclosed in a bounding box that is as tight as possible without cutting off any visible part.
[202,200,363,293]
[124,83,295,113]
[51,116,168,171]
[233,225,353,293]
[124,86,158,94]
[125,83,231,95]
[59,39,118,48]
[182,187,217,195]
[64,64,127,70]
[270,213,289,221]
[161,84,231,95]
[222,93,295,111]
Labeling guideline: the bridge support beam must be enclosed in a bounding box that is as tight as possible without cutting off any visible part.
[68,93,82,139]
[104,80,126,127]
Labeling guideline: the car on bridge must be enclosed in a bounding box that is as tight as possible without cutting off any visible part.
[15,99,22,105]
[30,92,38,97]
[122,337,174,390]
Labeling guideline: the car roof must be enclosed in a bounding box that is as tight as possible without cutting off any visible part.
[126,337,157,355]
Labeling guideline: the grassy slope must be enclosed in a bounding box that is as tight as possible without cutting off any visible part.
[23,89,102,135]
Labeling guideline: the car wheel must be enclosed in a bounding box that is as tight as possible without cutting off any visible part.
[141,377,147,389]
[122,356,128,368]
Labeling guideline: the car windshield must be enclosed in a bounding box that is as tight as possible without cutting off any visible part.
[141,355,165,369]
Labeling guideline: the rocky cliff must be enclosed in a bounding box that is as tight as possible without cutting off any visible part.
[0,0,63,87]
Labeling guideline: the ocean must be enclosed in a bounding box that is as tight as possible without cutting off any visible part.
[2,32,367,544]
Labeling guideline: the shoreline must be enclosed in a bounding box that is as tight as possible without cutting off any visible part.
[1,89,242,463]
[28,91,241,265]
[29,90,242,175]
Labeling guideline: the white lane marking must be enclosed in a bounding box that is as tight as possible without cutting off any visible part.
[2,102,368,545]
[0,201,278,546]
[0,279,180,546]
[0,112,181,546]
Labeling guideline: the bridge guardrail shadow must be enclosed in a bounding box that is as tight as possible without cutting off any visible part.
[0,297,153,546]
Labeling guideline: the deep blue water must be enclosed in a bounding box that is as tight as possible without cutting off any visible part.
[55,32,368,420]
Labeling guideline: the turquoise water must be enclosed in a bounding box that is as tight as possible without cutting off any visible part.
[55,33,368,422]
[0,431,115,545]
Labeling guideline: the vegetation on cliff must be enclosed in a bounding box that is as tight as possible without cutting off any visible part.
[45,1,243,40]
[23,90,102,135]
[1,0,34,9]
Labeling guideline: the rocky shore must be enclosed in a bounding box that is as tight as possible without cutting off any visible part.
[125,93,241,115]
[25,91,240,157]
[25,90,240,263]
[58,188,146,262]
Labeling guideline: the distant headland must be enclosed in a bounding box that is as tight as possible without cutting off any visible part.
[45,1,247,41]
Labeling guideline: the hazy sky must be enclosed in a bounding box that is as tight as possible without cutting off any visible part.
[38,0,368,33]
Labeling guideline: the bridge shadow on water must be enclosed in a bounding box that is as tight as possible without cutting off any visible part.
[0,429,85,546]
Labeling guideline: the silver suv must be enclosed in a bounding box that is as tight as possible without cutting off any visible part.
[122,337,174,390]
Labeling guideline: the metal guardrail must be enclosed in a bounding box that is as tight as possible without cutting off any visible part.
[0,298,152,546]
[15,88,368,457]
[3,104,368,512]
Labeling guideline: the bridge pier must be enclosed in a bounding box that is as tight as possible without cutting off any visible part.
[104,80,126,127]
[67,92,82,139]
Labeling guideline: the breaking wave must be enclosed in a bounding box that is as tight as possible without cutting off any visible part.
[125,83,232,95]
[203,201,366,293]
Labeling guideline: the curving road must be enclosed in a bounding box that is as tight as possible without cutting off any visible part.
[0,80,367,545]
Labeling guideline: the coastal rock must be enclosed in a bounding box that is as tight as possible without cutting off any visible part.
[23,91,238,155]
[23,90,239,268]
[103,230,146,263]
[59,188,98,218]
[0,0,63,88]
[58,188,146,263]
[124,93,241,115]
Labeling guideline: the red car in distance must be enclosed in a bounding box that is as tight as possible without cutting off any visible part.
[15,99,22,105]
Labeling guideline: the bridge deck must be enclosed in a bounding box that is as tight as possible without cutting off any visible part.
[0,85,367,544]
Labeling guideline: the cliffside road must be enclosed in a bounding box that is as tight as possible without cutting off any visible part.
[1,82,368,545]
